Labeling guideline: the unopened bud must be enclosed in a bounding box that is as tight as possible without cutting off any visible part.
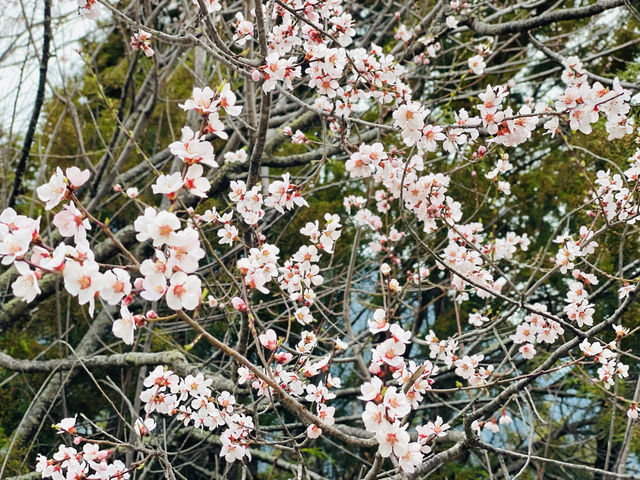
[232,296,247,312]
[134,315,146,327]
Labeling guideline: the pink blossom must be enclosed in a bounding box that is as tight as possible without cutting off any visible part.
[259,329,278,350]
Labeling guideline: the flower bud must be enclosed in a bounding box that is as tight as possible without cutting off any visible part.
[134,315,146,327]
[232,296,247,312]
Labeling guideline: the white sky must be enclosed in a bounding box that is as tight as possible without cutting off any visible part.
[0,0,94,141]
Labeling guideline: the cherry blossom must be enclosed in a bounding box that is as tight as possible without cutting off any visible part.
[63,260,103,316]
[166,272,202,311]
[169,127,218,167]
[112,305,137,345]
[36,167,67,210]
[130,30,154,57]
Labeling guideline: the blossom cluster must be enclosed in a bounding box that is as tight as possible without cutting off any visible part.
[278,215,342,304]
[592,148,640,224]
[511,303,565,360]
[140,366,254,462]
[36,416,137,480]
[239,329,345,438]
[361,311,451,473]
[579,331,629,389]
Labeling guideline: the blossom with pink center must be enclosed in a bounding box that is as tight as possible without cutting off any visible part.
[140,273,167,302]
[219,84,242,116]
[179,87,216,114]
[134,208,181,247]
[306,424,322,439]
[53,201,90,241]
[131,30,154,57]
[100,268,132,305]
[169,127,218,167]
[63,260,103,316]
[184,164,211,198]
[166,272,201,311]
[375,421,410,458]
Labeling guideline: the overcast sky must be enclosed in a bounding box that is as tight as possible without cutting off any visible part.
[0,0,92,141]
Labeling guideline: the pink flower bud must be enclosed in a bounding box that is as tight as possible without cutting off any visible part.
[146,310,158,319]
[113,184,123,192]
[232,296,247,312]
[134,278,145,290]
[134,315,146,327]
[369,362,382,375]
[252,69,261,82]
